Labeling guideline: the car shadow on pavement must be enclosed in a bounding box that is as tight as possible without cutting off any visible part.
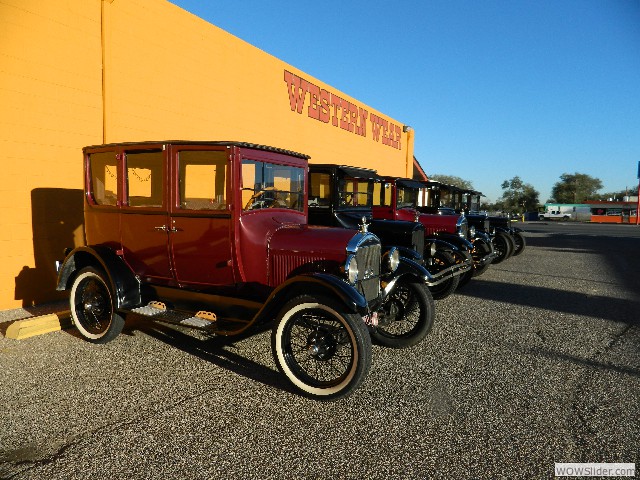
[121,315,296,396]
[520,344,640,378]
[525,233,640,295]
[457,278,639,327]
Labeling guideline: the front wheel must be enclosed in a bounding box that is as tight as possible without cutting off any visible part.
[491,232,513,264]
[471,239,493,277]
[271,295,372,401]
[372,279,435,349]
[511,231,526,256]
[70,267,124,343]
[427,250,459,300]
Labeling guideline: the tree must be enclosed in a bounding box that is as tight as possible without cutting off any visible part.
[549,173,602,203]
[499,176,539,212]
[428,174,473,190]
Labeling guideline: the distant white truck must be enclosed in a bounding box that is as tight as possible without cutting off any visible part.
[539,204,590,221]
[538,209,571,220]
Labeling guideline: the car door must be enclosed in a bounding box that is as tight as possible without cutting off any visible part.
[168,145,235,286]
[119,145,173,281]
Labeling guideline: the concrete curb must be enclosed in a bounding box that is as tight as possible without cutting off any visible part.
[5,311,72,340]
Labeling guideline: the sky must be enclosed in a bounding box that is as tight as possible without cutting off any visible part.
[171,0,640,204]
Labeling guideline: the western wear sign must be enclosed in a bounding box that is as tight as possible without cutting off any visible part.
[284,70,402,150]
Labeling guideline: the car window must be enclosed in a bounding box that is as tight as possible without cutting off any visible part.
[88,151,118,206]
[396,186,418,209]
[309,172,331,208]
[338,178,372,207]
[125,150,163,207]
[241,159,304,212]
[178,150,228,210]
[373,182,392,207]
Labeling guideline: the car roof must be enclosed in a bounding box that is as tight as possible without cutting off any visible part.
[82,141,310,160]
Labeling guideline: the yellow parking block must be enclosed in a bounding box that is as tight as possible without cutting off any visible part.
[5,312,72,340]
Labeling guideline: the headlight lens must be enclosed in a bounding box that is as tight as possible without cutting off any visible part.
[469,226,476,238]
[428,242,437,257]
[387,247,400,273]
[345,255,358,284]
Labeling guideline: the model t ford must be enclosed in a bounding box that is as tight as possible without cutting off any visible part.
[56,141,433,401]
[375,177,497,279]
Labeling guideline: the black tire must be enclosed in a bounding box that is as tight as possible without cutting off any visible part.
[457,268,474,289]
[372,279,435,349]
[70,267,124,344]
[511,231,526,256]
[504,231,516,258]
[491,231,513,264]
[427,250,459,300]
[471,240,492,277]
[271,294,372,401]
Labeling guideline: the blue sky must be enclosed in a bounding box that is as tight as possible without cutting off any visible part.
[172,0,640,204]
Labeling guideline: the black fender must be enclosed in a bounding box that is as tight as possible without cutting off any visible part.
[431,233,474,267]
[253,273,369,326]
[471,232,494,252]
[56,245,141,309]
[432,232,473,251]
[424,237,460,253]
[381,256,432,295]
[473,230,493,243]
[390,245,423,263]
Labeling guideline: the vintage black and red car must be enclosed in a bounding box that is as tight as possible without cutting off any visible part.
[55,141,439,401]
[373,177,495,290]
[429,182,526,260]
[461,189,526,257]
[307,164,468,300]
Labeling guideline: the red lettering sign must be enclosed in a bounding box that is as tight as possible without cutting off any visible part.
[283,70,399,148]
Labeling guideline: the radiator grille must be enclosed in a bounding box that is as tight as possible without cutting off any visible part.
[412,229,424,256]
[356,243,381,301]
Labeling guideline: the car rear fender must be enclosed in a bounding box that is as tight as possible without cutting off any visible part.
[56,246,141,309]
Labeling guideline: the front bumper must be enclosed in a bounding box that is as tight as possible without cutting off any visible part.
[424,251,473,286]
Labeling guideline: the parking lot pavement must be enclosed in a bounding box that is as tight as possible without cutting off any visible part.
[1,223,638,479]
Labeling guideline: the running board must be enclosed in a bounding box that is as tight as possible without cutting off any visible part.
[128,301,250,335]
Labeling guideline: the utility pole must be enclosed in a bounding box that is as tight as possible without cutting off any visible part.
[636,161,639,225]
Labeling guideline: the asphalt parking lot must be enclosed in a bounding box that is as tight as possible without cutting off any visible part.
[1,222,638,479]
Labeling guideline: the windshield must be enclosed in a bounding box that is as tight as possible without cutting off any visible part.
[396,185,418,209]
[241,159,305,212]
[338,177,374,208]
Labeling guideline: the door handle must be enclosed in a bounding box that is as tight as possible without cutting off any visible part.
[155,222,180,233]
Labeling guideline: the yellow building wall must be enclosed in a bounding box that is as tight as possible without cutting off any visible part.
[0,0,413,310]
[0,0,103,309]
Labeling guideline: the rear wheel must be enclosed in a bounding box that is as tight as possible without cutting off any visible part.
[427,250,459,300]
[491,232,513,264]
[372,279,435,349]
[272,295,371,401]
[70,267,124,343]
[512,231,526,256]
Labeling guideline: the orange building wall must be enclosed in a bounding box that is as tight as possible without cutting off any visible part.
[0,1,103,309]
[0,0,414,310]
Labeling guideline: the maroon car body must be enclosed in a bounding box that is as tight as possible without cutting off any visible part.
[373,177,496,278]
[56,141,389,400]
